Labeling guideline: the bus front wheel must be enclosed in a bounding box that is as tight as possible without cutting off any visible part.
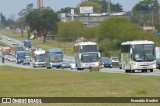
[142,70,147,73]
[125,70,129,73]
[150,69,153,72]
[131,70,135,73]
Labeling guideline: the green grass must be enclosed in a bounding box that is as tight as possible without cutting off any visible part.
[0,66,160,97]
[1,66,160,106]
[31,40,75,56]
[0,30,159,106]
[0,41,12,48]
[0,29,27,40]
[0,29,75,56]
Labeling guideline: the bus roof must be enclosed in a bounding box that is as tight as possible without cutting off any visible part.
[17,51,25,53]
[34,50,45,54]
[2,47,10,50]
[14,45,23,48]
[48,48,62,53]
[121,40,154,45]
[74,42,97,46]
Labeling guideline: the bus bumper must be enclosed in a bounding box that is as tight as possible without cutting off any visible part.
[131,62,156,70]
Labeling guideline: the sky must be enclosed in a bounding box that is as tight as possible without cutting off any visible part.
[0,0,159,19]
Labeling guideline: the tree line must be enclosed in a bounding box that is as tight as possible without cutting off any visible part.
[2,0,160,56]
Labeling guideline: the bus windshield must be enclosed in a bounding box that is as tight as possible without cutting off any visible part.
[49,52,63,62]
[81,53,99,63]
[17,53,25,59]
[81,45,98,52]
[15,46,23,51]
[4,50,10,55]
[35,54,45,62]
[132,44,155,62]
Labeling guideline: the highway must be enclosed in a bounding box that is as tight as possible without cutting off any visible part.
[100,67,160,76]
[0,33,160,76]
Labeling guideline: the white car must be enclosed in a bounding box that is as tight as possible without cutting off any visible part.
[25,56,31,61]
[7,38,11,41]
[12,42,16,45]
[25,48,29,51]
[8,55,16,62]
[70,62,76,70]
[110,57,119,63]
[4,55,10,60]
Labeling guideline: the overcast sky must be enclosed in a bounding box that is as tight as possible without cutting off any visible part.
[0,0,159,19]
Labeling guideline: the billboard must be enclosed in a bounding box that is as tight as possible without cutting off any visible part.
[71,9,74,15]
[80,6,93,14]
[60,13,66,19]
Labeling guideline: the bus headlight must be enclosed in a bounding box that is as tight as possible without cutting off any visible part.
[133,62,137,66]
[49,63,52,65]
[151,61,156,65]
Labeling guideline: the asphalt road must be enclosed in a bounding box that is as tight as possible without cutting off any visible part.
[0,33,160,76]
[100,67,160,76]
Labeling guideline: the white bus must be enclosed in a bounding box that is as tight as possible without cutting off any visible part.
[74,42,100,70]
[32,49,46,67]
[121,40,156,73]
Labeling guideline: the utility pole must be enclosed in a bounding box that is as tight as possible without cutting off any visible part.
[0,13,1,28]
[18,3,33,38]
[37,0,43,9]
[151,11,154,31]
[107,0,111,16]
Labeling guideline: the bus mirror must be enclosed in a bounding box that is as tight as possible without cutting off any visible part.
[79,54,81,59]
[130,49,132,54]
[98,53,101,58]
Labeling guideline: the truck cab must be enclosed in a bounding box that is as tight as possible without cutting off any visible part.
[16,51,25,64]
[14,46,24,56]
[1,47,11,56]
[23,40,31,48]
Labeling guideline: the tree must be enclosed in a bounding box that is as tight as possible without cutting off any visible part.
[87,0,123,12]
[97,16,156,56]
[131,0,160,30]
[111,3,123,12]
[6,14,16,33]
[16,16,26,37]
[26,7,59,42]
[56,21,84,41]
[57,7,73,13]
[56,21,98,42]
[132,0,159,12]
[0,13,7,27]
[98,17,147,41]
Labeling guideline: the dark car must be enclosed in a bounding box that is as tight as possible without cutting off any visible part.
[46,62,52,69]
[23,59,30,65]
[100,57,112,68]
[156,58,160,70]
[62,60,71,69]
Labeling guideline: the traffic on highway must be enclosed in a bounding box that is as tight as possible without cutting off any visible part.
[0,34,160,76]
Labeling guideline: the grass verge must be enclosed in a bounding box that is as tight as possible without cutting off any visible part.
[0,66,160,106]
[0,66,160,97]
[0,29,75,56]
